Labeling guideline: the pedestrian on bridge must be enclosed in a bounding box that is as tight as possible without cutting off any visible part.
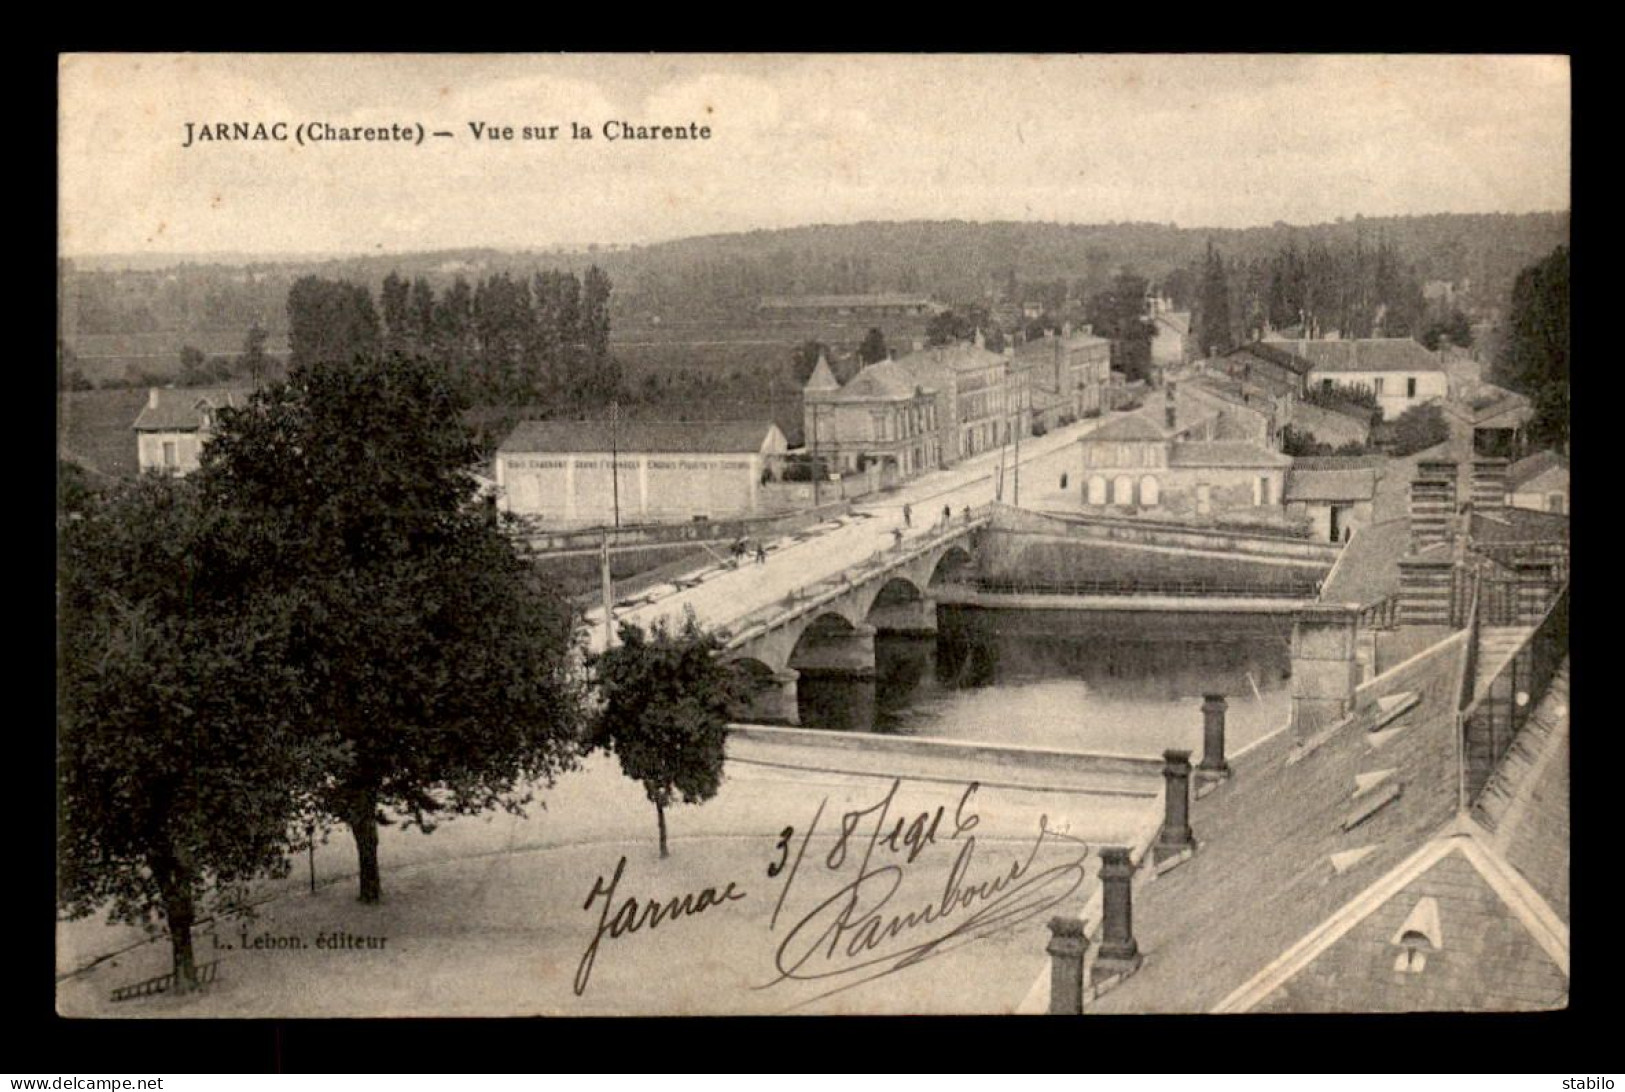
[963,506,971,524]
[892,528,904,550]
[756,542,767,565]
[941,504,951,527]
[903,503,912,528]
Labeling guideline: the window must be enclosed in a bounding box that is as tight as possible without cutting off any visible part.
[1257,476,1273,506]
[1548,493,1565,514]
[1407,376,1418,398]
[1112,475,1134,505]
[1088,476,1108,505]
[1196,483,1212,515]
[1372,377,1385,397]
[1321,378,1334,393]
[1140,475,1160,507]
[162,441,177,468]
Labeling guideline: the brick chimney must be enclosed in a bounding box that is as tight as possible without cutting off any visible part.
[147,387,161,410]
[1199,694,1230,777]
[1153,750,1196,863]
[1472,458,1509,511]
[1409,461,1457,551]
[1094,846,1143,979]
[1046,916,1088,1014]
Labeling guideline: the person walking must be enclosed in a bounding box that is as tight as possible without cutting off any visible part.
[963,506,971,524]
[756,542,768,564]
[892,528,904,550]
[903,503,912,528]
[942,504,951,527]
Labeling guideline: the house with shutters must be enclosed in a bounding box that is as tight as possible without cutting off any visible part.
[1075,408,1291,518]
[1268,336,1451,420]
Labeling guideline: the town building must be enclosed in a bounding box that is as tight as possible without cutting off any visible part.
[1284,458,1381,543]
[1507,450,1569,515]
[800,352,944,478]
[1268,336,1451,420]
[131,385,253,475]
[494,419,788,527]
[1150,309,1192,370]
[1011,324,1112,422]
[804,335,1028,476]
[1076,410,1291,518]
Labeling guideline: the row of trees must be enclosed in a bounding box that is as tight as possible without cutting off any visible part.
[1189,235,1432,357]
[1493,246,1570,449]
[287,267,619,413]
[59,349,738,992]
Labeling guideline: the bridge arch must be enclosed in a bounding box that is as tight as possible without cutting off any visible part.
[927,545,974,588]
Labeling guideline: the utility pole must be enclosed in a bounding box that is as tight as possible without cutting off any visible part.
[1013,411,1021,507]
[600,526,615,650]
[610,399,621,530]
[810,403,821,507]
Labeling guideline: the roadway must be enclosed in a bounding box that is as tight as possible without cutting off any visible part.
[583,413,1104,652]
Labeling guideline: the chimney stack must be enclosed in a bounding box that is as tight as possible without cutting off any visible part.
[1094,847,1143,979]
[973,328,986,350]
[1409,461,1458,551]
[1046,916,1089,1014]
[1154,750,1196,864]
[1472,458,1509,511]
[1199,694,1230,777]
[147,387,160,410]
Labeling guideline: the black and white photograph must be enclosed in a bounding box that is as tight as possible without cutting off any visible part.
[55,52,1571,1019]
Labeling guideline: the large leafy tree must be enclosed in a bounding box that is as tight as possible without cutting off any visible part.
[1194,240,1234,358]
[590,612,741,858]
[1085,272,1157,382]
[286,276,381,370]
[198,350,585,902]
[1495,246,1569,449]
[58,475,334,989]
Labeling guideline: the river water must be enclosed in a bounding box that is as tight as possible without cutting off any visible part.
[796,607,1294,759]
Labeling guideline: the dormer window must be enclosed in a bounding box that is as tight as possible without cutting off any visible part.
[1390,897,1443,975]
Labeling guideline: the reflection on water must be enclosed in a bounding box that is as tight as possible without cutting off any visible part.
[796,607,1293,758]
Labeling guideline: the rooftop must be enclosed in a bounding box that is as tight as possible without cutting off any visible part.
[131,385,255,432]
[1285,466,1379,503]
[498,419,783,456]
[1081,414,1169,443]
[1089,631,1469,1013]
[1224,341,1316,377]
[1268,337,1447,375]
[1166,441,1293,469]
[1508,449,1569,490]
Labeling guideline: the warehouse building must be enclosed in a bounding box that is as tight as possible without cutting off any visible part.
[495,419,788,527]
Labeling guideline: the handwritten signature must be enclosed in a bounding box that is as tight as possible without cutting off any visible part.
[761,779,1091,1007]
[569,778,1090,1005]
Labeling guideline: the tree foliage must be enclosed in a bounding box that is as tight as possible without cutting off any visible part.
[197,351,585,902]
[857,327,889,365]
[1385,402,1451,457]
[589,612,741,858]
[1085,272,1157,382]
[1194,240,1234,358]
[1494,246,1569,448]
[58,475,336,987]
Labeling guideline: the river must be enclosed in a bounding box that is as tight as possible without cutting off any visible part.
[796,607,1294,758]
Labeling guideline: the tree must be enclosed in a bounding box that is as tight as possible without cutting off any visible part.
[790,340,832,387]
[1085,272,1157,382]
[197,351,585,903]
[239,323,271,385]
[1194,241,1234,358]
[1386,402,1450,457]
[1495,246,1569,449]
[58,475,334,989]
[590,611,741,858]
[857,327,889,365]
[287,276,380,370]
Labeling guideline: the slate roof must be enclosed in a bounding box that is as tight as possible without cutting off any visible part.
[825,358,933,401]
[131,386,254,432]
[1081,414,1169,443]
[893,341,1011,377]
[1270,337,1447,375]
[1469,506,1569,544]
[1445,383,1532,426]
[1155,311,1191,336]
[1088,631,1471,1014]
[1166,441,1293,468]
[1285,467,1378,504]
[1224,341,1316,377]
[1291,454,1391,471]
[802,354,841,394]
[1508,450,1569,491]
[498,420,782,455]
[1319,518,1410,607]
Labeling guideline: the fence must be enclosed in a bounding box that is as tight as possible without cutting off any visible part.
[952,575,1322,600]
[109,959,220,1003]
[1460,581,1569,804]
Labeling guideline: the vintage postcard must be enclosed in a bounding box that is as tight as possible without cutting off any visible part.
[56,53,1570,1018]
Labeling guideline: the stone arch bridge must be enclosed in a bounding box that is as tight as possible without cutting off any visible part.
[721,516,987,724]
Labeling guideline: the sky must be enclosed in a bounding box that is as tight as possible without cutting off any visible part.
[58,53,1571,258]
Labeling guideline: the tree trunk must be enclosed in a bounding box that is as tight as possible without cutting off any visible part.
[154,858,198,992]
[345,787,383,904]
[656,799,669,859]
